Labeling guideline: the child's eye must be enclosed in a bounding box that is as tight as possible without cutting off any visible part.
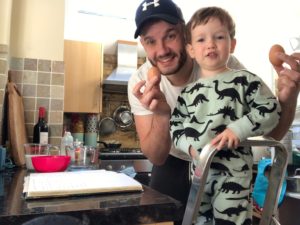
[197,38,204,42]
[216,35,225,40]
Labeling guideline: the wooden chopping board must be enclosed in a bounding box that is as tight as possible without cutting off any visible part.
[7,82,27,166]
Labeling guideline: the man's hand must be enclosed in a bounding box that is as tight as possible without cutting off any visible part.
[274,52,300,104]
[132,69,171,116]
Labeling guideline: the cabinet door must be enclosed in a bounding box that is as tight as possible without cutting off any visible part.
[64,40,103,113]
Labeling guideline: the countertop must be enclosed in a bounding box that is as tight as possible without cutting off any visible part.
[0,168,184,225]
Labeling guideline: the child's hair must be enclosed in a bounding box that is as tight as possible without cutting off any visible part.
[185,6,236,44]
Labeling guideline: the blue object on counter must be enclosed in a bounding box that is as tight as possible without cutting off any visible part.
[120,166,137,178]
[253,158,287,208]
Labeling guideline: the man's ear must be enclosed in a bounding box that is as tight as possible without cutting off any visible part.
[230,38,237,53]
[186,44,195,58]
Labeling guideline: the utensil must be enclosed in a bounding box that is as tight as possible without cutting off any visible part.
[24,143,51,170]
[31,155,71,172]
[98,141,121,149]
[98,117,116,136]
[113,105,133,130]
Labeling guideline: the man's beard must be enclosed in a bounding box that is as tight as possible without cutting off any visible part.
[149,49,187,76]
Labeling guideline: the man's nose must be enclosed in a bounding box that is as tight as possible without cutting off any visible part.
[156,41,169,55]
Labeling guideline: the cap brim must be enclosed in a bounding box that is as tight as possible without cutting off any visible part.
[134,14,180,38]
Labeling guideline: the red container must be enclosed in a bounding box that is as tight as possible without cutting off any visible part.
[31,155,71,172]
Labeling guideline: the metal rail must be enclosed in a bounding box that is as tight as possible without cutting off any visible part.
[182,136,288,225]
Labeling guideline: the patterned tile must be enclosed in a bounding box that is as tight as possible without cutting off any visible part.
[23,84,37,97]
[50,99,63,111]
[51,73,64,86]
[38,59,51,72]
[9,70,23,84]
[37,85,50,98]
[49,111,63,124]
[0,59,7,74]
[23,71,37,84]
[10,57,24,70]
[38,72,51,85]
[52,61,64,73]
[24,58,37,71]
[50,86,64,99]
[23,97,36,111]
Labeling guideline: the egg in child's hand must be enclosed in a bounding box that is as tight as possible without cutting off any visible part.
[269,44,285,67]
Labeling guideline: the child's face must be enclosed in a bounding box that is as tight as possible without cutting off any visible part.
[187,18,236,75]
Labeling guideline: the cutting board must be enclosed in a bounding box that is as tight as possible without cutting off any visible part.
[7,82,28,166]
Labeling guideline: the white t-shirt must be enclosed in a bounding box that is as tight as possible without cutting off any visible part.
[128,56,245,161]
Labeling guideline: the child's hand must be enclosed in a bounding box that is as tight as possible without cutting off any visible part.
[210,128,240,150]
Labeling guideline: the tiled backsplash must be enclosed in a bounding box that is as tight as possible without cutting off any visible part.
[9,57,65,145]
[0,51,145,148]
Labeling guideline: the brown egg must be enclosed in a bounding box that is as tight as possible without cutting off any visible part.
[147,66,161,81]
[269,44,285,66]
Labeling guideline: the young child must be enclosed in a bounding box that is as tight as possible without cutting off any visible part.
[170,6,281,225]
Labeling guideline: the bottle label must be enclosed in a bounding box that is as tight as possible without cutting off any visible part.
[40,132,49,144]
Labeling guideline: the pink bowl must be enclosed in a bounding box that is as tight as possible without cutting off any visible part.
[31,155,71,172]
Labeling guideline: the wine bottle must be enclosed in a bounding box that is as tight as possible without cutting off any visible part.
[33,107,49,144]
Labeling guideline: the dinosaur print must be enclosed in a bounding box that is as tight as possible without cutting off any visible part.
[219,182,248,194]
[177,96,186,106]
[245,81,261,96]
[170,120,180,127]
[172,108,189,118]
[190,116,204,125]
[252,122,261,132]
[201,209,213,222]
[233,164,250,172]
[206,180,218,197]
[214,218,236,225]
[235,147,252,156]
[215,150,239,161]
[215,204,247,217]
[248,99,269,108]
[242,218,252,225]
[172,129,185,145]
[211,124,227,134]
[224,76,249,86]
[208,106,238,121]
[185,82,211,94]
[184,120,213,141]
[211,162,233,176]
[213,80,243,104]
[226,195,250,202]
[187,93,209,106]
[257,103,277,116]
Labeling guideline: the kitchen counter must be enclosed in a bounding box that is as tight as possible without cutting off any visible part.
[0,168,184,225]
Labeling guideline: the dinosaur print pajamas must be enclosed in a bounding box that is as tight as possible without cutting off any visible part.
[170,69,281,225]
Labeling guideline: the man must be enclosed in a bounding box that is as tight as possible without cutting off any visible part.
[128,0,300,210]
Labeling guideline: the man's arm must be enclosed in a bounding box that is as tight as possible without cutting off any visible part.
[267,52,300,140]
[130,71,172,165]
[134,114,171,165]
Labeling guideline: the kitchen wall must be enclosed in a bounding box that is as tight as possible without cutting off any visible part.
[99,54,146,148]
[0,0,65,146]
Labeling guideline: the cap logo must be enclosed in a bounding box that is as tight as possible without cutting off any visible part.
[142,0,160,11]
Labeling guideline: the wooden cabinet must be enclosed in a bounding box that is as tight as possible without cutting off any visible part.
[63,40,103,113]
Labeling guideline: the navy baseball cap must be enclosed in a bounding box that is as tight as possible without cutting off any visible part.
[134,0,184,38]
